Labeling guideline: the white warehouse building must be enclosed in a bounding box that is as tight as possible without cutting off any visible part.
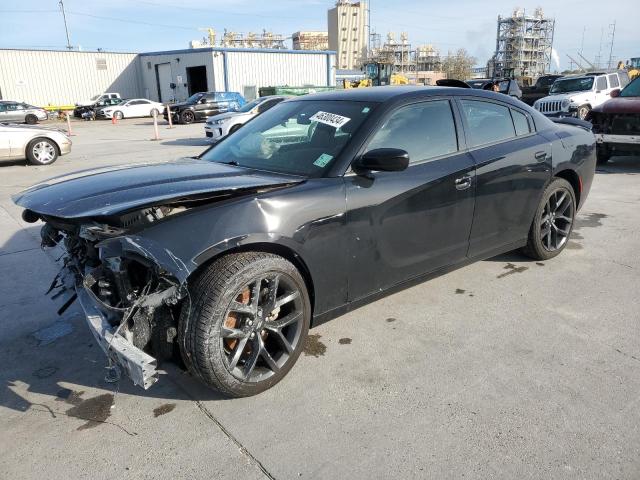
[0,47,337,106]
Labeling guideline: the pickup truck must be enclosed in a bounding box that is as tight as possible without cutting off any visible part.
[521,75,563,106]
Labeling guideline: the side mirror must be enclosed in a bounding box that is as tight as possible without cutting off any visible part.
[199,98,208,104]
[353,148,409,173]
[610,89,621,98]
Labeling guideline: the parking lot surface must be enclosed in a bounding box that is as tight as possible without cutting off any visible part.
[1,119,639,479]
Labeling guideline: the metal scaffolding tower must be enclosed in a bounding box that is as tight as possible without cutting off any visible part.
[493,7,555,79]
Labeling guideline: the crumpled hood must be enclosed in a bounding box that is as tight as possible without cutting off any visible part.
[12,158,303,219]
[592,96,640,114]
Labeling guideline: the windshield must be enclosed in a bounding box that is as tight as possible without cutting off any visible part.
[237,98,265,113]
[550,77,594,94]
[620,77,640,97]
[200,100,376,177]
[186,92,205,104]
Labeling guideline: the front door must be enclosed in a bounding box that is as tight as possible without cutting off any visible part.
[346,99,476,301]
[457,98,552,258]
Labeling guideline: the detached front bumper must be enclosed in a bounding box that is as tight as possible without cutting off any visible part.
[77,286,158,389]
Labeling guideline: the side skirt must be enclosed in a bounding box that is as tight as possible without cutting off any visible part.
[311,238,527,327]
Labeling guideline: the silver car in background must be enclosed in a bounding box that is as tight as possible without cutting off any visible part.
[204,95,289,142]
[0,124,71,165]
[0,101,48,124]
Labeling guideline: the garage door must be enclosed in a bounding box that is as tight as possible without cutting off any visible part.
[155,63,173,103]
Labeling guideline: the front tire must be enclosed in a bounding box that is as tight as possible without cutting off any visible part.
[25,114,38,125]
[150,108,159,117]
[113,111,124,120]
[180,110,195,124]
[179,252,311,397]
[522,178,576,260]
[26,138,59,165]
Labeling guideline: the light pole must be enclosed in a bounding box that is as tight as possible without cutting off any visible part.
[59,0,72,50]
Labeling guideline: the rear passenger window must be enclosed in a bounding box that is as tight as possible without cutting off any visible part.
[608,74,620,88]
[511,109,531,136]
[460,100,516,147]
[596,77,608,91]
[367,100,458,164]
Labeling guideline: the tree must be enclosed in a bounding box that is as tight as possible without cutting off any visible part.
[442,49,476,80]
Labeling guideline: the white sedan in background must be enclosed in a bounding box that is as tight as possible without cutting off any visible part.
[98,99,165,120]
[204,96,289,142]
[0,124,71,165]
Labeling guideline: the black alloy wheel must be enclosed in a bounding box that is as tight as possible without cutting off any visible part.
[179,252,310,397]
[522,177,576,260]
[221,274,304,383]
[539,189,573,252]
[180,110,195,124]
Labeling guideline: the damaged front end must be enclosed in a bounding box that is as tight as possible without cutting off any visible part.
[34,206,189,389]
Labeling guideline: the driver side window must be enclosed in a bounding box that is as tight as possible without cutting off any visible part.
[367,100,458,164]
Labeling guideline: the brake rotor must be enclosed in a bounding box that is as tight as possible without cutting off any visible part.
[224,287,250,351]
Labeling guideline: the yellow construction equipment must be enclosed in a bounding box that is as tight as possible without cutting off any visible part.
[343,62,409,88]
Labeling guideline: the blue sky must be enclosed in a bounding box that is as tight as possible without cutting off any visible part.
[1,0,637,70]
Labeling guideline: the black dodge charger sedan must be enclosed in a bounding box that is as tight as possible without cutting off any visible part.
[14,86,596,397]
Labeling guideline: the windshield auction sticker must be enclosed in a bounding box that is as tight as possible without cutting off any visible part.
[310,111,351,129]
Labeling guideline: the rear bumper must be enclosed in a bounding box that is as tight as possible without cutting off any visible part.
[596,133,640,145]
[77,287,158,389]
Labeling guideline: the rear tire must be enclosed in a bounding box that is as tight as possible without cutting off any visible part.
[26,138,59,165]
[522,177,576,261]
[178,252,311,397]
[25,114,38,125]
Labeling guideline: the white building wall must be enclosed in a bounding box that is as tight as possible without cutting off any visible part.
[138,50,215,102]
[0,49,141,106]
[224,51,335,95]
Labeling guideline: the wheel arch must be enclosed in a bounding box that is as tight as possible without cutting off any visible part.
[189,241,316,315]
[25,136,61,158]
[554,168,581,206]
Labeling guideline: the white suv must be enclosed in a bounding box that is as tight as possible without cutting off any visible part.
[534,71,630,120]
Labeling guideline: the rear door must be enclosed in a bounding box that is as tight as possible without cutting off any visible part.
[346,98,476,300]
[458,98,551,258]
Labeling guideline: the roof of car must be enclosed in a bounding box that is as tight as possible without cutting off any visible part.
[294,85,520,104]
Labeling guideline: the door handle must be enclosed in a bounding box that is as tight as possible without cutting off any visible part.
[534,151,547,161]
[455,175,472,190]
